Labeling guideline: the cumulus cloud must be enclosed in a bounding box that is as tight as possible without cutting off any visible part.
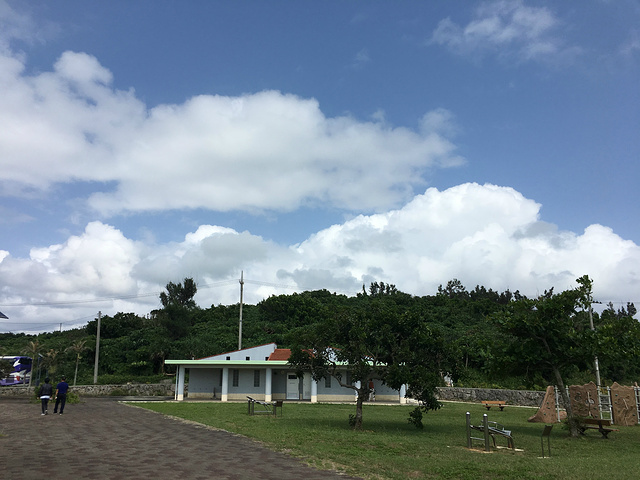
[3,222,141,302]
[430,0,579,63]
[1,183,638,332]
[0,47,462,215]
[350,48,371,69]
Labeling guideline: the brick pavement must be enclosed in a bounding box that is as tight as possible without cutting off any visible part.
[0,397,361,480]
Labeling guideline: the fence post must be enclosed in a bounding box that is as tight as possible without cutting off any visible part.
[483,413,491,452]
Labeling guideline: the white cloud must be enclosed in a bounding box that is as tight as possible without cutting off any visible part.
[620,32,640,57]
[1,183,638,332]
[0,47,463,215]
[0,0,39,50]
[430,0,578,63]
[19,222,140,299]
[350,48,371,69]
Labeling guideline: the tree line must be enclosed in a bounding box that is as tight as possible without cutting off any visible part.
[1,277,638,426]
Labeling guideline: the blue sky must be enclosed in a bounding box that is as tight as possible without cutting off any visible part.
[0,0,639,333]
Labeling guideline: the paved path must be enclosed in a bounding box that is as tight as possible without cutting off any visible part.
[0,397,361,480]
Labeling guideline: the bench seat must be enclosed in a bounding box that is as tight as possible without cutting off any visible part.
[482,400,506,411]
[579,418,618,439]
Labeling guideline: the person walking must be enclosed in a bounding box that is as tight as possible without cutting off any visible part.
[53,375,69,415]
[39,378,53,415]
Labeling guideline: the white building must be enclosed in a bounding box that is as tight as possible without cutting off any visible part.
[165,343,407,403]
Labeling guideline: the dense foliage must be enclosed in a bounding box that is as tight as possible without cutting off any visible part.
[1,278,638,394]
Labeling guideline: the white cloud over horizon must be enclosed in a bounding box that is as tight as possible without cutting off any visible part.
[1,183,638,333]
[0,47,464,216]
[1,1,638,335]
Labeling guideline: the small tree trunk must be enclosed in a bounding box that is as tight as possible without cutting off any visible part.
[353,388,366,430]
[74,355,80,386]
[553,366,580,437]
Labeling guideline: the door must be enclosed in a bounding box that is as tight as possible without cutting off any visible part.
[286,374,299,400]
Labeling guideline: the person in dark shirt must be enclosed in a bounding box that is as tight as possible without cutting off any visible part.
[53,375,69,414]
[39,378,53,415]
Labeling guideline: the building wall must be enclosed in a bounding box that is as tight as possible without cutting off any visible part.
[202,343,277,361]
[272,371,288,400]
[187,367,406,401]
[189,368,218,397]
[188,367,283,399]
[229,368,265,396]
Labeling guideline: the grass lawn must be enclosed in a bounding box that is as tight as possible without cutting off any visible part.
[134,400,640,480]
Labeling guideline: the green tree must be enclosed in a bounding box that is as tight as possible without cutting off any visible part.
[21,340,41,390]
[494,275,594,437]
[157,278,199,340]
[41,348,60,378]
[289,287,457,430]
[597,302,640,382]
[160,277,198,309]
[437,279,469,299]
[368,281,398,296]
[0,358,13,380]
[67,340,87,386]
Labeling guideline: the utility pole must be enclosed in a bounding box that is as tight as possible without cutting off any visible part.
[238,271,244,350]
[588,305,602,388]
[93,311,101,384]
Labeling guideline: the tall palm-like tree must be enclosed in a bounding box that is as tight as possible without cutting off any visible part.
[67,340,87,386]
[21,340,41,391]
[41,349,59,378]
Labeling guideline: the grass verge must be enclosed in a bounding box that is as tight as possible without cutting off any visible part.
[133,401,640,480]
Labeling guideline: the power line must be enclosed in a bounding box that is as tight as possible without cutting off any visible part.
[0,313,96,332]
[0,314,95,325]
[0,292,159,307]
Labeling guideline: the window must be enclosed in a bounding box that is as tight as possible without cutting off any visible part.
[232,369,239,387]
[226,356,231,360]
[254,370,260,387]
[246,356,250,361]
[324,376,331,389]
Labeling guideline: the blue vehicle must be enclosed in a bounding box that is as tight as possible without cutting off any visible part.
[0,356,33,386]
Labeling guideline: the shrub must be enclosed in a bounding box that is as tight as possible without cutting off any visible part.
[66,391,81,404]
[109,388,129,396]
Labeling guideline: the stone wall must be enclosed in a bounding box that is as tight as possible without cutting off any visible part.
[3,384,546,405]
[0,383,175,398]
[436,387,546,407]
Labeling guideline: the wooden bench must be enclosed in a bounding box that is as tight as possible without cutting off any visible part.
[579,418,618,439]
[482,400,506,411]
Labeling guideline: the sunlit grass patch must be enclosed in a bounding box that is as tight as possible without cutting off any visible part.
[134,401,640,480]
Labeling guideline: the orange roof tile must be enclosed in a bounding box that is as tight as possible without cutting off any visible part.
[268,348,291,361]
